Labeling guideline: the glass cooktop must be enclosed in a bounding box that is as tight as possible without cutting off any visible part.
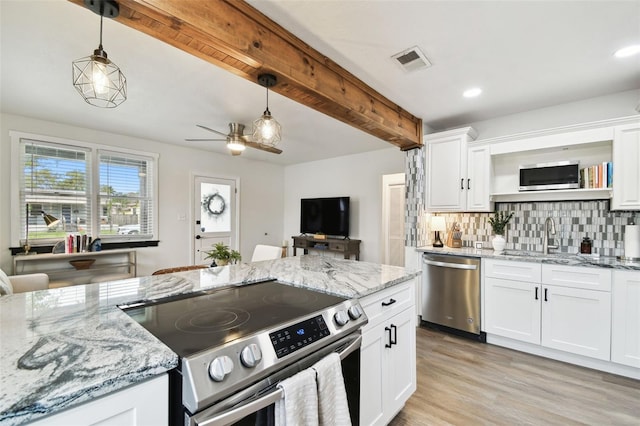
[120,280,345,358]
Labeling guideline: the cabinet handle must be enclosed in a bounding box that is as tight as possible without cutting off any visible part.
[390,324,397,346]
[467,178,471,190]
[381,298,396,307]
[195,235,201,240]
[385,327,393,348]
[535,287,538,300]
[544,288,548,302]
[460,178,464,190]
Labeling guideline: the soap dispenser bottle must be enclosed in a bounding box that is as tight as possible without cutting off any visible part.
[580,236,592,254]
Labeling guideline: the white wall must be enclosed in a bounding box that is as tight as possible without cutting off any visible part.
[459,89,640,139]
[0,113,284,275]
[283,148,405,263]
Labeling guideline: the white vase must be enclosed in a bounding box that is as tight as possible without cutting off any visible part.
[492,234,506,253]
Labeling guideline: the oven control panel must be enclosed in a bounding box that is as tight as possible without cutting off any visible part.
[269,315,330,358]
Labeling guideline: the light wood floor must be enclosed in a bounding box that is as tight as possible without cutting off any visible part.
[388,327,640,426]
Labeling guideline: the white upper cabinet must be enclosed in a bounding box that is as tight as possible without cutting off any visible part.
[612,122,640,210]
[425,127,492,212]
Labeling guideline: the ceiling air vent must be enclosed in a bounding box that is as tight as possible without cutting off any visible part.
[391,46,432,72]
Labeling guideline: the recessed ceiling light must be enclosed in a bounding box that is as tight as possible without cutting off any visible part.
[463,88,482,98]
[614,44,640,58]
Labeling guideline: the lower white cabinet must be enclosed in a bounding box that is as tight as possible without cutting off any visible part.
[29,375,168,426]
[484,260,612,361]
[359,281,416,426]
[541,285,611,360]
[485,276,541,344]
[612,270,640,368]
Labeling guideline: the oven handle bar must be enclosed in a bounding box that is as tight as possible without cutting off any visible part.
[193,334,361,426]
[423,259,478,270]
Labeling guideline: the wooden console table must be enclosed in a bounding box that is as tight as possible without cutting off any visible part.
[291,236,361,260]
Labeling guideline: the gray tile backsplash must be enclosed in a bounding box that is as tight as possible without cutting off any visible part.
[417,200,637,257]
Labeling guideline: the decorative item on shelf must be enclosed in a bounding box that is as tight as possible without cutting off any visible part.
[314,233,327,240]
[488,211,514,253]
[72,0,126,108]
[204,242,241,267]
[446,222,463,248]
[69,259,96,270]
[431,216,446,248]
[252,73,282,148]
[22,203,60,255]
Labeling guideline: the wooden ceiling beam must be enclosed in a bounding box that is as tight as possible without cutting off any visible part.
[68,0,423,150]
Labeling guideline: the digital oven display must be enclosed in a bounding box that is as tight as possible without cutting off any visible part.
[269,315,330,358]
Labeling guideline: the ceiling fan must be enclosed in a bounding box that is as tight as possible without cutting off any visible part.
[186,123,282,155]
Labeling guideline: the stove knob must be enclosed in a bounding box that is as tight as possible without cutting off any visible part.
[240,343,262,368]
[209,355,234,382]
[348,305,363,320]
[334,310,350,326]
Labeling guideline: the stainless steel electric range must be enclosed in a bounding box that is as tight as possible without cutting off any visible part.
[120,280,367,426]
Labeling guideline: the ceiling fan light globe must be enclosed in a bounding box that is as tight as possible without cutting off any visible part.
[227,140,246,152]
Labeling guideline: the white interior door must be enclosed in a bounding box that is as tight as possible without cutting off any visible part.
[193,175,238,264]
[382,173,405,266]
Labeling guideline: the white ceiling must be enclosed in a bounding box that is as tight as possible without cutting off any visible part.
[1,1,639,165]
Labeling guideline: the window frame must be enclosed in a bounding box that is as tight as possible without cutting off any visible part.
[10,131,159,248]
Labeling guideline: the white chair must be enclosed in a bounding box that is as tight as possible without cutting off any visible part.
[0,268,49,295]
[251,245,283,262]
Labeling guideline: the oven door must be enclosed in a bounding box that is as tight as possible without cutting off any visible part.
[186,332,361,426]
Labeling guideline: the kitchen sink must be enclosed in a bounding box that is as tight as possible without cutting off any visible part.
[501,250,551,258]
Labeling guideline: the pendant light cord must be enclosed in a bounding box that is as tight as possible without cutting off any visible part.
[99,14,104,49]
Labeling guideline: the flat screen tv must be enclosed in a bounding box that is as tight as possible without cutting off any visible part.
[300,197,350,238]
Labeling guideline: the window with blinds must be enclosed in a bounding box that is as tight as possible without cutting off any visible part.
[17,136,157,247]
[99,151,155,238]
[20,139,92,245]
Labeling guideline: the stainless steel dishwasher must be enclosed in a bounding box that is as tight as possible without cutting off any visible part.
[421,253,485,341]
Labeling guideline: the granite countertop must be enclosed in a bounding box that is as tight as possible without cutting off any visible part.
[0,255,418,426]
[416,246,640,271]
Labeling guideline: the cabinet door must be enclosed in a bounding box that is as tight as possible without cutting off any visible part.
[466,145,492,211]
[541,286,611,361]
[426,136,466,211]
[612,122,640,210]
[384,308,417,421]
[612,271,640,368]
[484,277,541,344]
[360,322,386,426]
[29,375,167,426]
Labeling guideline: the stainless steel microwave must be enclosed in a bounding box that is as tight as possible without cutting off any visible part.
[519,161,580,191]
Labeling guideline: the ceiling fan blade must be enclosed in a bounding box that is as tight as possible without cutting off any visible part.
[185,138,227,142]
[245,140,283,154]
[196,124,229,137]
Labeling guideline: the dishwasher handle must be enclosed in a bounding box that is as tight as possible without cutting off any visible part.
[423,258,478,270]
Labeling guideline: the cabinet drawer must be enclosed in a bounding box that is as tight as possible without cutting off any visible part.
[361,281,413,328]
[542,264,611,291]
[484,259,541,282]
[329,242,346,251]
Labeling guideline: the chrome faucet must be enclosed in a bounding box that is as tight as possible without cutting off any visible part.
[543,217,559,254]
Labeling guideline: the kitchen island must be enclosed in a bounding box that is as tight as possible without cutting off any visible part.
[0,255,419,425]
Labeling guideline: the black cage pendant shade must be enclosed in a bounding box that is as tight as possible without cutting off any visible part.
[252,74,282,147]
[72,0,127,108]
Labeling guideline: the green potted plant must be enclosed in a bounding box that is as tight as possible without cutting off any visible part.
[204,242,242,266]
[488,211,514,253]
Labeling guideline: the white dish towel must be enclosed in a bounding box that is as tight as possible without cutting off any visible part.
[275,368,319,426]
[312,352,352,426]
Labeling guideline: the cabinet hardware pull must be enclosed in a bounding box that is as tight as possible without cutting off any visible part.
[195,235,201,240]
[390,324,397,346]
[544,288,548,302]
[385,327,393,348]
[460,178,464,190]
[535,287,538,300]
[381,298,396,307]
[467,178,471,190]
